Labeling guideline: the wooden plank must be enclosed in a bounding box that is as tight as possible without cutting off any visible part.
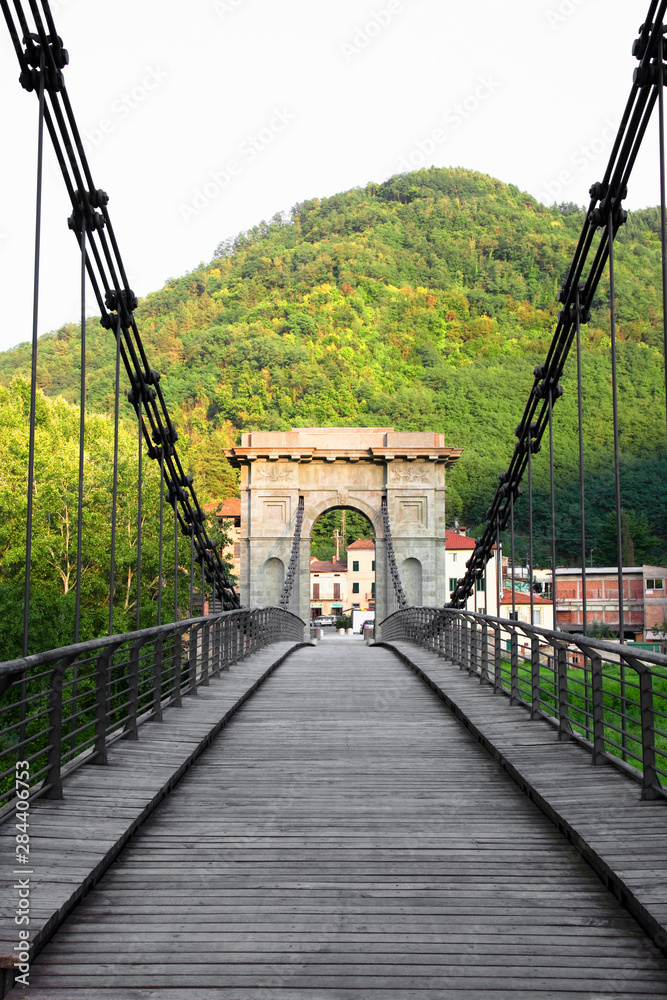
[0,640,304,968]
[7,637,667,996]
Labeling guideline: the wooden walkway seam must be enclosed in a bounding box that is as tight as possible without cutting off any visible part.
[0,639,307,985]
[381,639,667,959]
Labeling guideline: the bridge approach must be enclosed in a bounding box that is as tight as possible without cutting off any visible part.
[3,633,667,997]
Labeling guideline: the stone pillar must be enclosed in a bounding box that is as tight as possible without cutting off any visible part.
[226,429,462,627]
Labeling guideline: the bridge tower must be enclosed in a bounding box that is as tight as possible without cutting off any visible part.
[225,428,462,628]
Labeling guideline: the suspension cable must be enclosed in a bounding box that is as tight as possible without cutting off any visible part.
[2,0,240,613]
[449,3,667,609]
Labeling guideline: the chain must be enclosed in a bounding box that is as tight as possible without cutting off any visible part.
[382,498,408,610]
[279,497,305,609]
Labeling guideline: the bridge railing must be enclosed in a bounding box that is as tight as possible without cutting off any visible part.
[0,607,304,814]
[381,608,667,801]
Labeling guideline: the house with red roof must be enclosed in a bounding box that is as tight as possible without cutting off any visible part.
[445,529,501,617]
[310,556,348,617]
[202,498,242,585]
[346,539,376,613]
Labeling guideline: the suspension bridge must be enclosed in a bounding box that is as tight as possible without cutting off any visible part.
[2,0,667,996]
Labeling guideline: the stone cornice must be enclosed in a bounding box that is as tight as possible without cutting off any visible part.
[225,446,463,469]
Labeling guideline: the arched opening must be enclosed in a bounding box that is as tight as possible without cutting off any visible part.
[402,557,423,607]
[308,507,375,626]
[262,557,284,606]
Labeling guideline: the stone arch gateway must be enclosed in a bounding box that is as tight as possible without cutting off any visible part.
[226,428,462,631]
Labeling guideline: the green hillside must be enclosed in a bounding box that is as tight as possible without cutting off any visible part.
[1,167,666,565]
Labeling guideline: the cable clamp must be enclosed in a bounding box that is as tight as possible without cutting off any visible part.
[105,288,138,327]
[20,33,68,93]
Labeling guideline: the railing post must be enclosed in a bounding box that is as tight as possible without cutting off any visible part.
[630,656,662,800]
[44,657,74,799]
[461,618,469,672]
[90,648,112,765]
[481,621,489,685]
[210,618,218,679]
[510,630,519,705]
[224,616,231,669]
[469,620,477,677]
[589,651,606,766]
[152,636,164,722]
[494,624,502,694]
[173,629,183,707]
[445,615,453,661]
[124,639,143,740]
[531,633,540,719]
[201,623,210,687]
[189,624,199,694]
[557,644,575,742]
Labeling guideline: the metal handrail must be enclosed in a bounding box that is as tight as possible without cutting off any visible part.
[381,607,667,801]
[0,607,305,813]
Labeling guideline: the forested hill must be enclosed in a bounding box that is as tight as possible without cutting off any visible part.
[1,167,666,564]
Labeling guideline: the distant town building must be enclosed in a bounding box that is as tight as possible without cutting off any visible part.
[554,566,667,641]
[310,556,348,618]
[445,529,501,617]
[346,539,376,612]
[500,588,554,630]
[202,498,242,582]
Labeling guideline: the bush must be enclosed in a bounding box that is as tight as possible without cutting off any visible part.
[335,616,351,630]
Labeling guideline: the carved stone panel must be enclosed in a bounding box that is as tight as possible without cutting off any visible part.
[390,465,433,486]
[255,464,296,486]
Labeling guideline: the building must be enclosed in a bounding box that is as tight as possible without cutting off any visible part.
[500,588,554,630]
[346,539,376,612]
[445,529,501,617]
[503,562,553,599]
[554,566,667,641]
[310,556,348,618]
[202,498,242,582]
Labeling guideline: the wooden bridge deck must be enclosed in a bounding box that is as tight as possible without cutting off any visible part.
[8,637,667,998]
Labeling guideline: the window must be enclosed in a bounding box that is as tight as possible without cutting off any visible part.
[352,582,360,594]
[451,553,458,562]
[509,611,519,621]
[449,578,458,592]
[476,576,485,592]
[233,543,241,557]
[532,609,542,625]
[313,574,320,577]
[312,583,320,600]
[372,560,375,571]
[353,561,359,573]
[371,582,375,597]
[647,579,664,591]
[333,583,340,600]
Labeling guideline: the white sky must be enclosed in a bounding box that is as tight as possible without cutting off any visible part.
[0,0,659,353]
